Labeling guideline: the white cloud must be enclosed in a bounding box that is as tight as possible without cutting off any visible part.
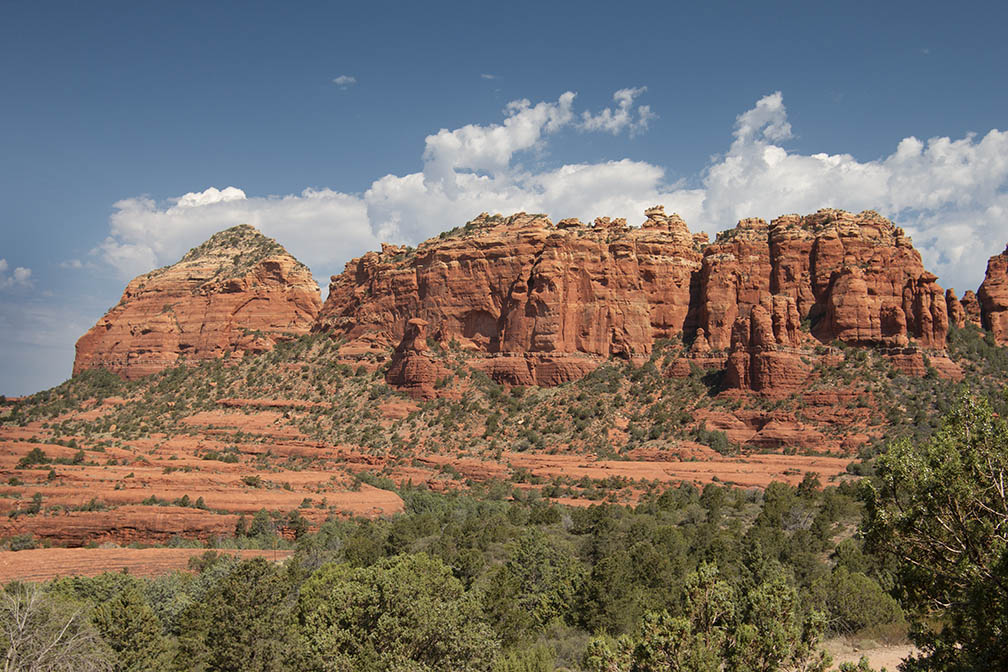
[580,87,655,137]
[332,75,356,89]
[480,73,496,80]
[0,259,32,289]
[420,92,577,192]
[732,90,792,143]
[100,187,374,287]
[687,91,1008,294]
[176,186,246,208]
[93,88,1008,299]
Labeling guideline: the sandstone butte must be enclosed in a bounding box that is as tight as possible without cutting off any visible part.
[73,225,322,379]
[75,209,1008,398]
[317,207,1007,396]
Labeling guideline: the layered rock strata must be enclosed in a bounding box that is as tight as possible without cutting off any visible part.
[317,207,967,391]
[698,209,948,350]
[74,225,322,379]
[75,208,1007,396]
[724,295,810,394]
[978,245,1008,344]
[385,318,447,400]
[317,208,705,386]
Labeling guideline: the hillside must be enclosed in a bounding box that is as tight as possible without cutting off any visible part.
[73,224,322,379]
[1,209,1007,547]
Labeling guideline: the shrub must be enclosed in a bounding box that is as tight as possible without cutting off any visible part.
[16,447,50,468]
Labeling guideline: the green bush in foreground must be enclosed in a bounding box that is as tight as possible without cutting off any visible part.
[863,394,1008,671]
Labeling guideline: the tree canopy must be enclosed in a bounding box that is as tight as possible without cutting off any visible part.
[863,394,1008,671]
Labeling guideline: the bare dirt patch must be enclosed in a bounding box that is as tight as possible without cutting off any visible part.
[0,547,294,583]
[824,639,917,670]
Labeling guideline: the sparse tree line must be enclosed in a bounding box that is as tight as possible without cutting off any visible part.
[1,395,1005,671]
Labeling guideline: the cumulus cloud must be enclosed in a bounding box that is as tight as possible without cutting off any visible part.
[100,187,374,287]
[580,87,655,137]
[0,259,32,289]
[480,73,497,80]
[690,91,1008,293]
[420,92,577,192]
[94,88,1008,297]
[332,75,356,89]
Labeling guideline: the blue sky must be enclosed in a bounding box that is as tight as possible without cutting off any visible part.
[1,0,1006,395]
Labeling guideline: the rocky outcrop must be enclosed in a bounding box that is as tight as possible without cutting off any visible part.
[961,290,982,327]
[978,245,1008,344]
[317,208,704,385]
[74,225,322,379]
[946,289,966,329]
[385,318,447,399]
[80,207,1001,395]
[698,217,772,350]
[316,207,982,388]
[699,209,949,351]
[724,295,809,394]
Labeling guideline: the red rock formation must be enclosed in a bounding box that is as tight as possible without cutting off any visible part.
[317,207,968,388]
[724,295,809,394]
[74,225,321,379]
[691,328,712,354]
[698,217,772,350]
[902,272,949,349]
[697,209,948,351]
[946,289,966,329]
[317,208,704,385]
[961,290,982,327]
[385,318,448,399]
[978,245,1008,344]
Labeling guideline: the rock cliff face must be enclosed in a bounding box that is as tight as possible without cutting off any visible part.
[946,289,966,329]
[316,207,704,386]
[74,225,321,379]
[385,318,447,400]
[961,291,982,327]
[75,208,1008,397]
[317,207,970,392]
[724,295,809,394]
[699,209,947,350]
[979,245,1008,344]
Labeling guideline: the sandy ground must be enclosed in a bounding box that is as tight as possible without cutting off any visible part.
[824,639,917,670]
[0,547,294,582]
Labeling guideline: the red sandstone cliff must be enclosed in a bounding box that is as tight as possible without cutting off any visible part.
[699,209,947,350]
[979,245,1008,344]
[385,318,448,400]
[74,225,321,379]
[724,295,809,394]
[73,208,1007,395]
[316,207,704,386]
[316,207,968,392]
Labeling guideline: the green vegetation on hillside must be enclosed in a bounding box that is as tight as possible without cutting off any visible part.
[1,475,897,671]
[2,367,1006,671]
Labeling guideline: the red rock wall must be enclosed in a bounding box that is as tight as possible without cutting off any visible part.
[978,245,1008,344]
[698,209,948,351]
[74,229,321,379]
[724,295,810,394]
[318,207,975,391]
[317,208,704,385]
[385,318,447,400]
